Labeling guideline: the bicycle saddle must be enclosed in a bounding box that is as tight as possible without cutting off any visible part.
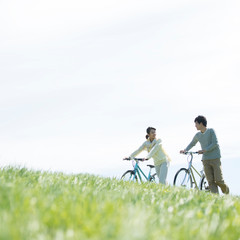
[147,165,155,168]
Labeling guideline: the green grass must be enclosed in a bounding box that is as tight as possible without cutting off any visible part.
[0,167,240,240]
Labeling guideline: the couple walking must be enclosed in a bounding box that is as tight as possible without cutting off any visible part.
[127,115,229,195]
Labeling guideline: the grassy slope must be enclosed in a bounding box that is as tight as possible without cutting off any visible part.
[0,167,240,240]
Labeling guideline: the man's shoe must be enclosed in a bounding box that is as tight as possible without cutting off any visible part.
[225,185,230,194]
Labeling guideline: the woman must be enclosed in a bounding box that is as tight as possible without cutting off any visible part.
[128,127,171,184]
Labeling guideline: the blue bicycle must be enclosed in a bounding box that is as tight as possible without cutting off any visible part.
[121,158,156,182]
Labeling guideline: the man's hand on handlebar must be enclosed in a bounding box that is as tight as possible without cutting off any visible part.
[180,150,206,155]
[198,150,206,154]
[180,150,186,154]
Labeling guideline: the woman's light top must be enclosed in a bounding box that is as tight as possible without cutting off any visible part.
[130,138,171,166]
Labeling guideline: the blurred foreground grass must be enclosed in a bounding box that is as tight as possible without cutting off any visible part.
[0,166,240,240]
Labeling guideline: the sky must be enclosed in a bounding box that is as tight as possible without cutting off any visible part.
[0,0,240,195]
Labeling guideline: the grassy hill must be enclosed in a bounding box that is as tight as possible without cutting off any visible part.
[0,167,240,240]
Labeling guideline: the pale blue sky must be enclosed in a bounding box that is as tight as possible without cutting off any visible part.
[0,0,240,194]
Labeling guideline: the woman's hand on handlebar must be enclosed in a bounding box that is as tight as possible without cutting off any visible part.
[123,157,149,161]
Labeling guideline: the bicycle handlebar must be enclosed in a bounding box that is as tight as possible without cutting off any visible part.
[182,151,199,155]
[124,152,199,162]
[123,157,145,161]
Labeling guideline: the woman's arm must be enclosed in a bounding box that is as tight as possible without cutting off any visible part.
[146,139,162,159]
[130,142,146,158]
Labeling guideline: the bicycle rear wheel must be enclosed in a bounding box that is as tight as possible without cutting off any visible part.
[173,168,193,189]
[121,170,138,182]
[150,173,157,183]
[200,175,210,192]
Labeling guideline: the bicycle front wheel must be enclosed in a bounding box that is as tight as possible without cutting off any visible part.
[121,170,138,182]
[200,175,210,192]
[173,168,193,189]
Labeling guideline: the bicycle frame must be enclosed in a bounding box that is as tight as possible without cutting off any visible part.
[132,161,153,182]
[186,152,204,189]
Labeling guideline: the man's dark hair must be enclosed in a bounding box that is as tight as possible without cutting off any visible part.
[194,115,207,127]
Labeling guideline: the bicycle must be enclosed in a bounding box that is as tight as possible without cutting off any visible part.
[173,151,209,191]
[121,158,157,183]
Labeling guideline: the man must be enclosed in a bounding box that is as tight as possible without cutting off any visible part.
[180,115,229,194]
